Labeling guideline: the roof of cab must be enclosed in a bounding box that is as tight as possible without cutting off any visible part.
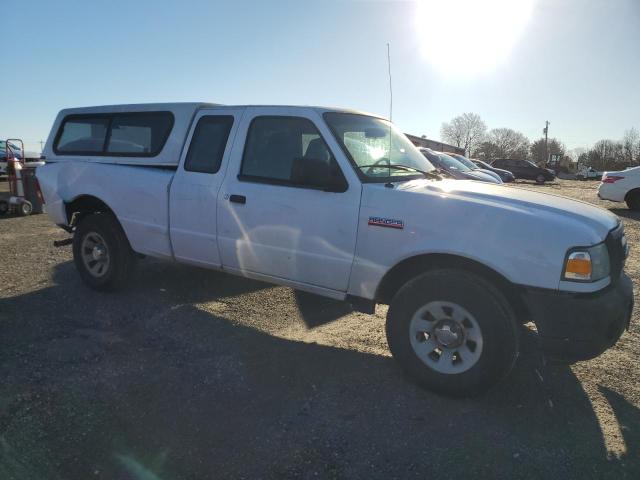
[44,103,387,167]
[57,102,385,119]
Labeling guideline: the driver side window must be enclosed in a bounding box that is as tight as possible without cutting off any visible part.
[240,116,347,191]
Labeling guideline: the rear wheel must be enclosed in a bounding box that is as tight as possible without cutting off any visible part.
[18,200,32,216]
[0,200,8,215]
[535,174,546,184]
[626,190,640,211]
[386,269,519,397]
[73,212,136,291]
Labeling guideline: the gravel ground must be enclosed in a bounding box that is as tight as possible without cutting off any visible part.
[1,178,639,479]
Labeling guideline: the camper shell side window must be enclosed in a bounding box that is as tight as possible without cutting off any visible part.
[53,111,175,157]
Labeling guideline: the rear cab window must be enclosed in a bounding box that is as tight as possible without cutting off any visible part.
[54,112,174,157]
[184,116,235,174]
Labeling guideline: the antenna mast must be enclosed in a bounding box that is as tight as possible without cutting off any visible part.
[387,43,393,121]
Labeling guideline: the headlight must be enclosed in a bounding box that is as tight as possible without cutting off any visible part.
[563,243,610,282]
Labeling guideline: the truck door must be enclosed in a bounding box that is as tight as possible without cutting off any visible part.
[217,107,361,293]
[169,108,242,267]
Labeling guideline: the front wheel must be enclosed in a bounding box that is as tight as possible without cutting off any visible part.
[73,212,136,291]
[386,269,519,397]
[535,174,546,184]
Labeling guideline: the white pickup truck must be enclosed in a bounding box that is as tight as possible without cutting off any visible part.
[576,166,603,181]
[37,103,633,396]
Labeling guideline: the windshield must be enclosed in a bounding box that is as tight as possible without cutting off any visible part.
[526,160,539,168]
[451,154,477,169]
[421,149,470,172]
[0,141,20,152]
[437,154,471,171]
[324,112,435,181]
[474,160,491,169]
[0,141,20,157]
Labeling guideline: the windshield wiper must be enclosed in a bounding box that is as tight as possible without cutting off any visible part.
[357,163,442,180]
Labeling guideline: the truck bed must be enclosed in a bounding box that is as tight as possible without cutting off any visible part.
[37,161,176,258]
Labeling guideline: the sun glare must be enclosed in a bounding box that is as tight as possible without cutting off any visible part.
[415,0,534,76]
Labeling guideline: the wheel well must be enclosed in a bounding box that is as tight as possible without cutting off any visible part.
[624,188,640,201]
[375,253,529,321]
[65,195,113,225]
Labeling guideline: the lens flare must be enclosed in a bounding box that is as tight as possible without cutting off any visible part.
[415,0,534,75]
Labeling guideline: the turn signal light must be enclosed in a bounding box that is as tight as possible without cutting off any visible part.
[564,252,592,280]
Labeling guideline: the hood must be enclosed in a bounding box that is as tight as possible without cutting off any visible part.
[391,178,619,240]
[476,168,503,183]
[463,170,501,183]
[23,150,42,160]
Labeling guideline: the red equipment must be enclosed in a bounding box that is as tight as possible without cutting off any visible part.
[0,139,40,216]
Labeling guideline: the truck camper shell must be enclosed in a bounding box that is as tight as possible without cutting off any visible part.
[44,103,218,167]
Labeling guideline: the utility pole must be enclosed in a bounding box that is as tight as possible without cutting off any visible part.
[39,140,44,153]
[543,121,549,164]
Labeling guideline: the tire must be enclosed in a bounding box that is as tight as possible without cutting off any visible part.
[535,174,546,184]
[0,200,8,215]
[73,212,136,291]
[18,200,33,216]
[626,191,640,211]
[386,269,519,397]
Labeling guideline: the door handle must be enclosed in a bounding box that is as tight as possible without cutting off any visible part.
[229,194,246,204]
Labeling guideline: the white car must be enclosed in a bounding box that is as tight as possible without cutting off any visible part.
[598,166,640,210]
[36,103,633,397]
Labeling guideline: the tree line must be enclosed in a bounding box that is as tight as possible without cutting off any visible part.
[439,113,640,171]
[574,128,640,171]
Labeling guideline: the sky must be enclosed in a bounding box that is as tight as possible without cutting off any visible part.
[1,0,639,153]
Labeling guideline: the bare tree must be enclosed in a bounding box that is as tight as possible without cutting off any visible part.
[440,113,487,155]
[585,139,624,170]
[622,127,639,165]
[530,137,565,165]
[478,128,530,159]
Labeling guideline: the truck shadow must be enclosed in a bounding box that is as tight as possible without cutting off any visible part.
[512,180,561,188]
[1,262,638,479]
[610,208,640,221]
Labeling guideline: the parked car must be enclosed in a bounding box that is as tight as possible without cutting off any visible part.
[37,103,633,397]
[470,159,515,183]
[446,153,503,183]
[577,167,603,181]
[492,158,556,184]
[0,141,21,175]
[598,166,640,210]
[420,148,501,183]
[0,140,43,175]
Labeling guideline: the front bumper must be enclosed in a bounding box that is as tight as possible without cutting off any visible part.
[522,274,633,362]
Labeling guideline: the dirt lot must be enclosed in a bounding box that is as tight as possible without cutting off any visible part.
[1,178,639,479]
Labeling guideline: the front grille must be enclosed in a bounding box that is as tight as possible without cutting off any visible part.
[605,224,626,280]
